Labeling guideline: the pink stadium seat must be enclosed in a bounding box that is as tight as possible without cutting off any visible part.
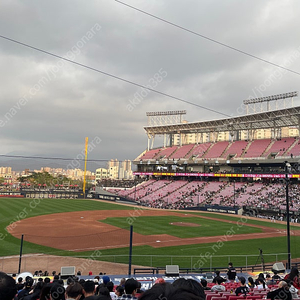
[140,148,161,160]
[190,143,212,158]
[169,144,195,159]
[263,137,295,157]
[286,138,300,157]
[211,297,227,300]
[204,141,229,159]
[243,139,271,158]
[222,140,249,159]
[207,294,220,300]
[154,146,178,159]
[228,296,246,300]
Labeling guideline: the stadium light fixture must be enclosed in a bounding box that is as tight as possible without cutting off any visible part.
[243,91,298,105]
[146,110,187,116]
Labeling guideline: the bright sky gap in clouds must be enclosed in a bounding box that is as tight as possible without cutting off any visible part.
[0,0,300,169]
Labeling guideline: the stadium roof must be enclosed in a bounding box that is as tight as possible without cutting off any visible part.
[144,106,300,135]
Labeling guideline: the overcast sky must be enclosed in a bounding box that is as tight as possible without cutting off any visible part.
[1,0,300,170]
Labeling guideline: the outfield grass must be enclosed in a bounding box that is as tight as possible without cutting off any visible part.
[102,216,262,238]
[65,235,299,269]
[0,198,297,269]
[184,211,300,231]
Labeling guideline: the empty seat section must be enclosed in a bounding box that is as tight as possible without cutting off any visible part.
[222,140,248,159]
[169,144,195,159]
[286,138,300,157]
[154,146,178,159]
[140,149,161,160]
[264,137,295,157]
[204,141,229,159]
[243,139,271,158]
[190,143,212,158]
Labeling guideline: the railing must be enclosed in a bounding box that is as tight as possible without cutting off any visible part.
[80,253,289,271]
[0,253,290,274]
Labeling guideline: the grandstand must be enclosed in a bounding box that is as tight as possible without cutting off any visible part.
[76,97,300,229]
[104,103,300,217]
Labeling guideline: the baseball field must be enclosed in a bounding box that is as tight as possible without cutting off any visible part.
[1,197,300,274]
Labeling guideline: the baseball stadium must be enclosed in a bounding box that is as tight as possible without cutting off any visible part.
[1,94,300,290]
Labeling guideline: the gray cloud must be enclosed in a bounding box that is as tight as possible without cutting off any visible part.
[0,0,300,170]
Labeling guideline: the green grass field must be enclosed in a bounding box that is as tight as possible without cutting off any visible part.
[0,197,298,269]
[102,216,262,238]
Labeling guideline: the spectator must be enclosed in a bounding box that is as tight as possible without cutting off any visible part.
[0,272,17,300]
[248,277,255,289]
[227,262,236,282]
[97,287,111,300]
[266,274,275,286]
[285,267,300,289]
[139,282,205,300]
[172,278,205,299]
[255,273,265,286]
[16,277,24,292]
[83,280,98,300]
[272,271,282,283]
[115,286,125,298]
[254,278,267,290]
[23,281,45,300]
[200,279,210,290]
[102,276,110,286]
[118,278,138,300]
[286,280,299,299]
[50,284,65,300]
[267,281,292,300]
[106,281,118,300]
[18,277,34,300]
[119,278,126,287]
[211,278,225,292]
[40,284,52,300]
[212,271,226,284]
[65,282,83,300]
[154,278,165,285]
[235,277,249,295]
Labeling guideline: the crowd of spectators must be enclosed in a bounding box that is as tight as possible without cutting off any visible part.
[137,197,196,210]
[2,266,300,300]
[97,179,145,189]
[108,178,300,218]
[0,273,207,300]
